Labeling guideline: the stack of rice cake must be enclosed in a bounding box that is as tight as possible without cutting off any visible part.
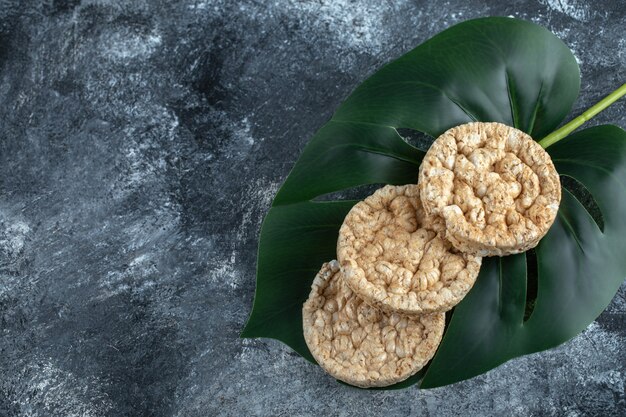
[302,122,561,387]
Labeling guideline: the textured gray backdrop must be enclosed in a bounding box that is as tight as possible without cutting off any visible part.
[0,0,624,416]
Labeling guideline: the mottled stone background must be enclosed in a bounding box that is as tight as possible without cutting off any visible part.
[0,0,624,416]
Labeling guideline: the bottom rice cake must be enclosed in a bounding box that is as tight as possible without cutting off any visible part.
[302,261,445,388]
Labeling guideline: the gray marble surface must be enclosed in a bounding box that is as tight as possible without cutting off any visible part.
[0,0,625,416]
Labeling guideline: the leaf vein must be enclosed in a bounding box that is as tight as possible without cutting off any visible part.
[557,210,585,253]
[528,80,545,136]
[351,80,480,123]
[505,70,521,129]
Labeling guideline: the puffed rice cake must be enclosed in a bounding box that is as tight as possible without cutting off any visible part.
[418,122,561,257]
[302,261,445,388]
[337,184,482,315]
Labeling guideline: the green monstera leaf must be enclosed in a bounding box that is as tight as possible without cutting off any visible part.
[242,16,626,388]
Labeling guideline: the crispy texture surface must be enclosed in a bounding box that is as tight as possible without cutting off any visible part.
[302,261,445,388]
[418,122,561,256]
[337,184,481,315]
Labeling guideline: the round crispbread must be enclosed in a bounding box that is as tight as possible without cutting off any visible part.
[337,185,481,315]
[418,122,561,256]
[302,261,445,388]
